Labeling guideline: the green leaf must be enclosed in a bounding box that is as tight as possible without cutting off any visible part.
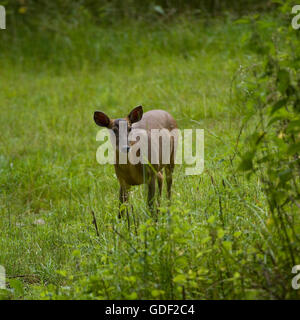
[207,216,215,224]
[234,18,251,24]
[9,279,24,297]
[286,119,300,133]
[201,236,211,244]
[239,151,255,171]
[267,116,284,127]
[234,231,242,238]
[271,98,287,115]
[277,69,290,94]
[223,241,232,251]
[287,143,300,155]
[127,292,138,300]
[217,228,225,239]
[173,274,186,283]
[72,249,80,257]
[56,270,67,277]
[151,290,163,298]
[278,169,292,183]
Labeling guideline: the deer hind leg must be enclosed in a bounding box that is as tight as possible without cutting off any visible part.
[157,171,163,210]
[165,164,174,201]
[165,146,175,201]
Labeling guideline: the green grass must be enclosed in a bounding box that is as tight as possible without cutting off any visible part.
[0,16,298,299]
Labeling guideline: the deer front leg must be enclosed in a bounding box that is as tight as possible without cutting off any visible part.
[165,165,174,201]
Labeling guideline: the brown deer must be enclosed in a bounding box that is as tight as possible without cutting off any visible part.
[94,105,177,217]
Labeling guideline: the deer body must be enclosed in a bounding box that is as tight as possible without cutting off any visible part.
[94,106,177,217]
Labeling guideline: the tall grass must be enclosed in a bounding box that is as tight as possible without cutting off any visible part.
[0,13,299,299]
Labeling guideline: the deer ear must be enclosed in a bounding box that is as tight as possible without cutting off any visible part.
[128,105,143,124]
[94,111,111,127]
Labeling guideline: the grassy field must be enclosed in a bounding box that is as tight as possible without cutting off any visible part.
[0,15,298,299]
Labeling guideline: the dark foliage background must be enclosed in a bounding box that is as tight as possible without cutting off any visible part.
[3,0,275,26]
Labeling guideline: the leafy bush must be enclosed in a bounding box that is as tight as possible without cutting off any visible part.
[235,0,300,298]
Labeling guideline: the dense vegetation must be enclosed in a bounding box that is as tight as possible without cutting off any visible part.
[1,0,273,22]
[0,0,299,299]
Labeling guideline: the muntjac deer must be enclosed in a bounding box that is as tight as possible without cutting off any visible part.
[94,106,178,217]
